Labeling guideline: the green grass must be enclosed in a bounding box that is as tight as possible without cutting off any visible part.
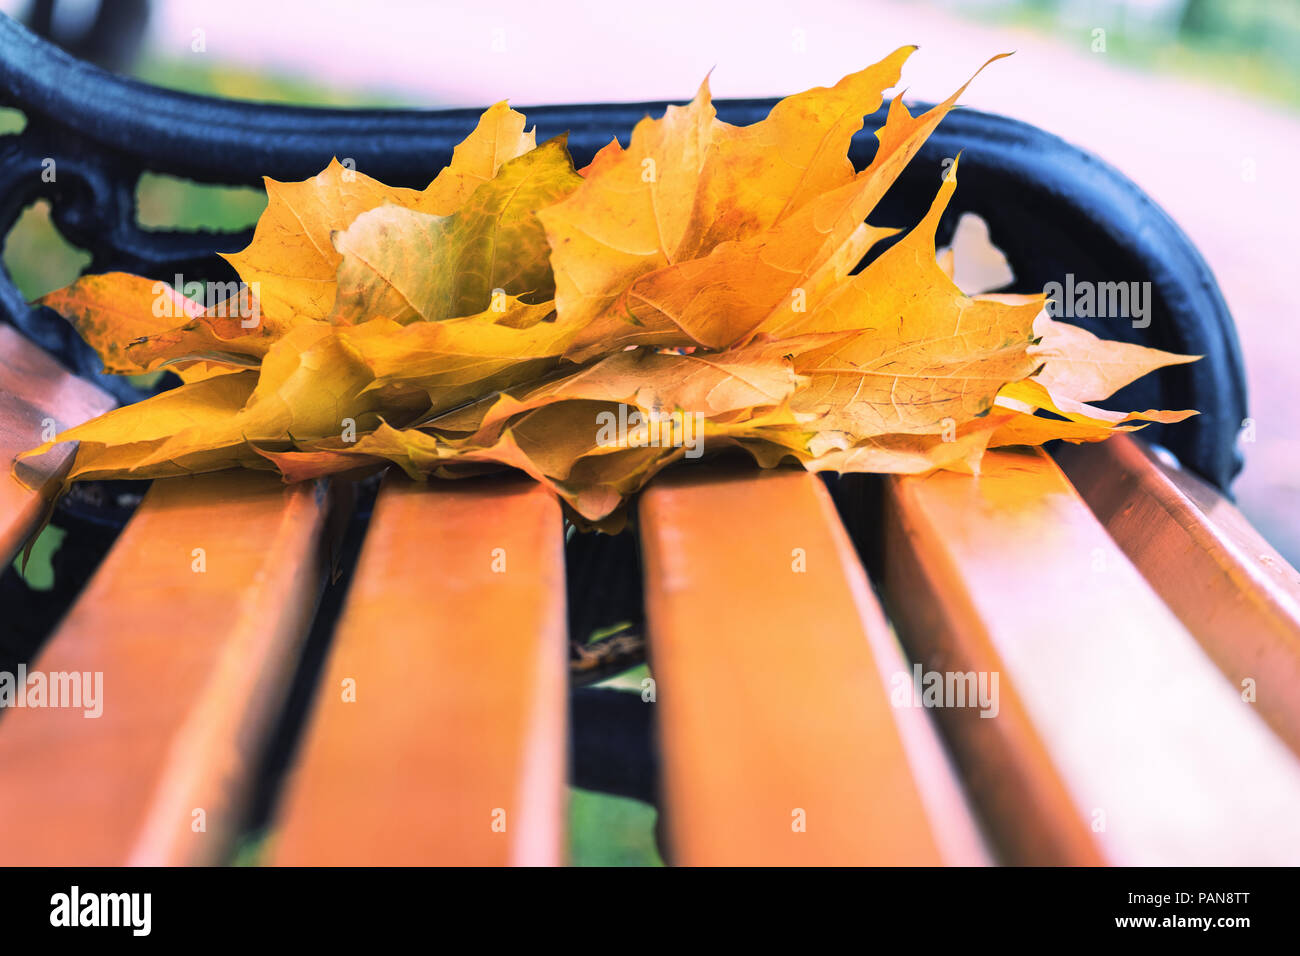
[11,524,64,590]
[3,201,90,302]
[568,786,663,866]
[228,831,270,867]
[0,106,25,134]
[957,0,1300,111]
[134,57,418,108]
[135,173,266,231]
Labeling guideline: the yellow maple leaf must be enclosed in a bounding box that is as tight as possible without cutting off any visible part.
[224,101,537,326]
[331,138,581,324]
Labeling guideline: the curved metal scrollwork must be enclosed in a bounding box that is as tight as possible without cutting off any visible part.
[0,14,1247,488]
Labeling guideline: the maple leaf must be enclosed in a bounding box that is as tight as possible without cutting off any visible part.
[36,273,204,375]
[784,163,1044,439]
[1027,312,1199,402]
[223,101,537,326]
[331,137,581,324]
[20,51,1199,526]
[28,370,263,481]
[547,51,1008,360]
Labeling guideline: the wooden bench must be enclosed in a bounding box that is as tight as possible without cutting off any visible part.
[1,16,1297,865]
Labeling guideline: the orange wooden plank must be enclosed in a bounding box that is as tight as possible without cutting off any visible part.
[639,465,989,866]
[1059,435,1300,759]
[0,471,334,865]
[883,447,1300,865]
[271,476,568,865]
[0,324,114,561]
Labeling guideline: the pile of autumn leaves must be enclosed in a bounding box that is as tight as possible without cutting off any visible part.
[25,49,1195,527]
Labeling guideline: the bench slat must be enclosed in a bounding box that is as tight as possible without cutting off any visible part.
[0,471,333,865]
[0,325,115,561]
[882,447,1300,864]
[271,477,568,865]
[1059,435,1300,759]
[639,466,988,865]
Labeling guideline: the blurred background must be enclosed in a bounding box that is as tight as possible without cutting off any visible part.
[2,0,1297,865]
